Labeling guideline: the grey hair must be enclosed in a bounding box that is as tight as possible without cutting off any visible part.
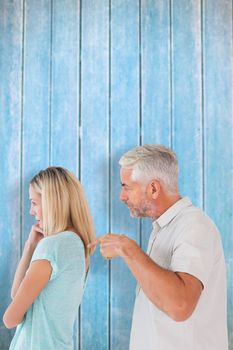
[119,144,179,194]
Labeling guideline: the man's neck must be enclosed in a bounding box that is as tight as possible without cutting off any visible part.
[152,193,181,220]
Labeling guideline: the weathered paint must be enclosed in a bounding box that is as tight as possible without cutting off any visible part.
[110,0,140,348]
[0,1,23,347]
[81,0,110,348]
[203,0,233,345]
[0,0,232,349]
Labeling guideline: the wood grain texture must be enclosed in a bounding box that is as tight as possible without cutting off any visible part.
[80,0,110,349]
[203,0,233,346]
[0,0,232,349]
[50,2,80,347]
[172,0,203,206]
[141,0,171,252]
[110,1,140,348]
[0,0,23,348]
[51,0,80,173]
[22,0,52,244]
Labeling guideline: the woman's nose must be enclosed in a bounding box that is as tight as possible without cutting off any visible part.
[30,206,35,216]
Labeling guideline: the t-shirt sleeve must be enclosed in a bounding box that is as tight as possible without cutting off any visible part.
[170,224,215,288]
[31,238,58,280]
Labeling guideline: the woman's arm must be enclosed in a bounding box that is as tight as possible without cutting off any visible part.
[11,224,44,298]
[3,259,52,329]
[11,241,36,299]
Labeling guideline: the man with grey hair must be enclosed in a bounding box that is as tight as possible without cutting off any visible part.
[89,144,228,350]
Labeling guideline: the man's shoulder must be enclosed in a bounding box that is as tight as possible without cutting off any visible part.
[173,204,220,241]
[176,203,213,224]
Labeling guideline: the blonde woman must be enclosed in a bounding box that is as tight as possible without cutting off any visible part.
[3,167,96,350]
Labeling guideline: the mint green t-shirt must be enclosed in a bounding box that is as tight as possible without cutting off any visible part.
[9,231,86,350]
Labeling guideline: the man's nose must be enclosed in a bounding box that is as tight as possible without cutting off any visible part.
[119,189,127,202]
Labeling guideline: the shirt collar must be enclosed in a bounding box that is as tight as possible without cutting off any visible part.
[153,197,192,229]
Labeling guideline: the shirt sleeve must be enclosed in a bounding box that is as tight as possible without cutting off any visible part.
[31,238,58,280]
[170,223,215,288]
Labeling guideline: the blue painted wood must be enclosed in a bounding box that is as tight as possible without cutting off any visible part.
[0,1,232,349]
[141,0,171,252]
[22,0,52,244]
[203,0,233,347]
[50,0,80,174]
[0,1,23,348]
[50,2,80,348]
[171,0,203,207]
[110,0,140,349]
[80,1,110,349]
[141,0,171,147]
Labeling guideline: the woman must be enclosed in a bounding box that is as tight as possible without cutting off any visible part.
[3,167,96,349]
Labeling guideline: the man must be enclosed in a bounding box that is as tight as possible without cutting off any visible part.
[89,144,228,350]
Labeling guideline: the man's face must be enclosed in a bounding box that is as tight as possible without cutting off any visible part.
[119,167,154,218]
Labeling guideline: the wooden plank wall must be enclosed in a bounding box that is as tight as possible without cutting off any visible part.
[0,1,232,349]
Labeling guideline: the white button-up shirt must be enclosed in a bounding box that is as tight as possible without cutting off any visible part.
[130,197,228,350]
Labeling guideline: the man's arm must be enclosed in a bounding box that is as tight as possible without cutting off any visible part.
[3,260,52,329]
[90,234,203,322]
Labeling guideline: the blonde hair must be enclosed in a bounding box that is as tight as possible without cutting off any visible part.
[119,144,179,195]
[30,167,96,257]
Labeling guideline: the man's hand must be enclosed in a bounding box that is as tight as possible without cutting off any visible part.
[88,234,140,260]
[88,233,203,321]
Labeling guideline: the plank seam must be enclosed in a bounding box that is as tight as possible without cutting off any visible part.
[201,0,205,211]
[169,0,173,149]
[139,0,142,249]
[20,0,26,255]
[109,1,112,349]
[78,1,82,349]
[139,0,142,147]
[78,0,82,183]
[49,0,54,166]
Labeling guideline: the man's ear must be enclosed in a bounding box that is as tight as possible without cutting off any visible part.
[148,180,160,199]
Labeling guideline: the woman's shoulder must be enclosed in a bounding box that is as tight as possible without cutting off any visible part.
[34,231,85,269]
[53,231,85,256]
[36,231,84,254]
[55,231,84,245]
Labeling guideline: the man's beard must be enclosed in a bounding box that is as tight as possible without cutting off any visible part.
[128,198,153,218]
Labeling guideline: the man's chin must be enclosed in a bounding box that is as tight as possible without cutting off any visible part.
[129,209,141,218]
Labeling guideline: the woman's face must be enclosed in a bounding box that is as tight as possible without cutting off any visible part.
[29,185,43,229]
